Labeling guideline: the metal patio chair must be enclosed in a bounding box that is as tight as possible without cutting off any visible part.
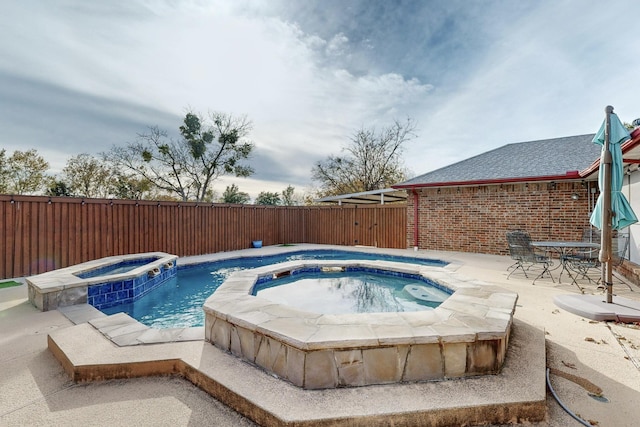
[609,233,633,292]
[506,230,554,284]
[563,227,602,290]
[582,227,601,245]
[566,231,633,292]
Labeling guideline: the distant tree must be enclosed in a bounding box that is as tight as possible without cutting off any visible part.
[221,184,250,204]
[61,153,114,198]
[201,189,219,203]
[281,185,301,206]
[2,149,49,194]
[300,184,325,206]
[46,180,72,197]
[302,192,317,206]
[255,191,281,205]
[311,117,416,196]
[0,149,9,193]
[105,111,254,202]
[110,173,152,200]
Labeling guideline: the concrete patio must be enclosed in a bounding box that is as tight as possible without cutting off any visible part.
[1,247,639,426]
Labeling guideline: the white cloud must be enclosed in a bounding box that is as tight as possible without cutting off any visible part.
[1,0,433,196]
[401,0,640,176]
[326,33,349,57]
[2,0,639,196]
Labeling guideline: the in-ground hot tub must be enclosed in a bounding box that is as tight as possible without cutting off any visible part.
[27,252,177,311]
[204,259,518,389]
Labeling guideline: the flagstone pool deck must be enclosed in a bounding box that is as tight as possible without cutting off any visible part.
[2,245,640,426]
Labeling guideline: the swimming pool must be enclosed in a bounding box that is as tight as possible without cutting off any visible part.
[102,249,447,328]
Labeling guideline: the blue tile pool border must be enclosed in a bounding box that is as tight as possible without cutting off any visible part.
[87,263,178,310]
[26,251,178,312]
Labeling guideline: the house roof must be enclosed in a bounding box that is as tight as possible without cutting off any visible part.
[394,134,601,189]
[581,127,640,178]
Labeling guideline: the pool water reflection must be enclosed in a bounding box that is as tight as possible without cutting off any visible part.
[254,270,450,314]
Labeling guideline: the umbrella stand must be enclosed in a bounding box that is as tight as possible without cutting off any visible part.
[600,106,614,303]
[592,105,637,303]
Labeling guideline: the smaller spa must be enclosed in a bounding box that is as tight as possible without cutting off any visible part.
[204,259,518,389]
[27,252,177,311]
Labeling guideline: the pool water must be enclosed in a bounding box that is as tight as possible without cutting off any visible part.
[101,250,447,328]
[75,257,161,279]
[254,270,449,315]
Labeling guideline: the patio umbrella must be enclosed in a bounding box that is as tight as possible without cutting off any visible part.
[589,106,638,302]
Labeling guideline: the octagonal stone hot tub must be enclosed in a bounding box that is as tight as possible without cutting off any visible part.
[203,260,518,389]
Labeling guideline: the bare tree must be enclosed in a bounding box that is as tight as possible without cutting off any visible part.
[312,117,416,196]
[107,126,194,200]
[106,111,254,202]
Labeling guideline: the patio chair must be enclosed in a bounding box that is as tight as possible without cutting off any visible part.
[564,250,600,291]
[566,232,633,292]
[506,230,554,283]
[609,233,633,292]
[563,227,602,289]
[612,233,630,265]
[582,227,601,244]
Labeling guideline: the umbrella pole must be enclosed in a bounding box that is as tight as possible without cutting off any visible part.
[601,106,614,303]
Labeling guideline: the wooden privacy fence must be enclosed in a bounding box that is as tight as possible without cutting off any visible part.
[0,195,407,279]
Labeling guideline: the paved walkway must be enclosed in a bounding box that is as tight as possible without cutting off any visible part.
[2,247,640,426]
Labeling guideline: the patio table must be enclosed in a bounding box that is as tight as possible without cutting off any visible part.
[531,241,600,284]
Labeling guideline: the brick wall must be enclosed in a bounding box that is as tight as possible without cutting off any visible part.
[406,181,594,255]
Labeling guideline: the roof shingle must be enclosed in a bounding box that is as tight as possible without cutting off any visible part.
[395,134,600,188]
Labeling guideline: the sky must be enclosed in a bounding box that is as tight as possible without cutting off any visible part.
[1,0,640,200]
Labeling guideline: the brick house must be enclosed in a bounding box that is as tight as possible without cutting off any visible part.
[393,131,640,261]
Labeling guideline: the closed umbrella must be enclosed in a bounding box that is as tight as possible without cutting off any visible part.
[589,106,638,302]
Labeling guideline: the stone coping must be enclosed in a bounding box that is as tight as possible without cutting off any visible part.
[203,259,518,388]
[26,252,177,293]
[178,243,455,267]
[57,304,204,346]
[204,259,518,351]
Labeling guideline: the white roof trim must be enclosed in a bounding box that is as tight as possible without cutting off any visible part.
[315,188,407,205]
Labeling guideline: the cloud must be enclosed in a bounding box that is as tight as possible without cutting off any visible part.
[0,71,180,171]
[326,33,350,57]
[2,0,638,197]
[399,0,640,176]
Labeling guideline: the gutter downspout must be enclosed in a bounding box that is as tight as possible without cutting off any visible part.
[413,189,419,251]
